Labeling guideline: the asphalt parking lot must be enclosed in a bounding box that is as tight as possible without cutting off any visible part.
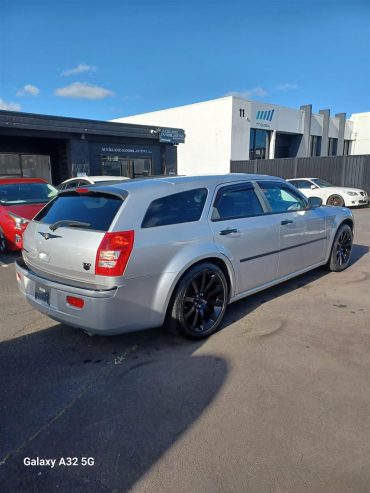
[0,208,369,493]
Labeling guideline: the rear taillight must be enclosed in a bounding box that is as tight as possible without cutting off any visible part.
[95,230,134,276]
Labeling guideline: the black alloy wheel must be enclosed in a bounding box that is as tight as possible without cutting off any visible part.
[169,263,228,339]
[327,194,345,207]
[327,224,353,272]
[0,230,7,254]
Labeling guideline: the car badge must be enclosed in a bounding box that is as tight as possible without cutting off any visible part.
[39,232,62,240]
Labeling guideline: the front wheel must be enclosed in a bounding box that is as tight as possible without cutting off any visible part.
[326,194,345,207]
[326,224,353,272]
[0,230,7,254]
[168,262,228,339]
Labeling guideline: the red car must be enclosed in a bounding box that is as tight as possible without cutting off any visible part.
[0,177,58,253]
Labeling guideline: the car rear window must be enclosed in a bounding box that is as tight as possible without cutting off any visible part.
[142,188,208,228]
[34,192,123,231]
[0,182,57,205]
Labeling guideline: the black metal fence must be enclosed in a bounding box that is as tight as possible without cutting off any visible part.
[231,155,370,195]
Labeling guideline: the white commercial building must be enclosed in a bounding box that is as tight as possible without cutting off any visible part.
[112,97,370,176]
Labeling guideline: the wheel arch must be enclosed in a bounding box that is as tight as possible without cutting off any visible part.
[160,254,235,325]
[326,193,345,206]
[325,217,354,265]
[340,218,354,231]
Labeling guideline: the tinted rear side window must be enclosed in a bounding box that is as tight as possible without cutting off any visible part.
[212,186,263,220]
[35,192,123,231]
[142,188,208,228]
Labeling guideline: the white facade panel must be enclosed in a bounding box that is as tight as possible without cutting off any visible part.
[328,118,339,138]
[250,101,304,133]
[112,98,233,175]
[310,114,323,136]
[350,112,370,155]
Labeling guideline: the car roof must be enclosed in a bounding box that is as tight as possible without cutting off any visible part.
[58,173,288,202]
[61,176,130,184]
[89,176,130,181]
[288,178,317,181]
[0,177,47,184]
[94,173,284,194]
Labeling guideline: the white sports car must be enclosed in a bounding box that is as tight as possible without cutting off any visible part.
[288,178,368,207]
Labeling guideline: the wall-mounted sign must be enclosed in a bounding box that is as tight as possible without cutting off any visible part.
[254,109,275,129]
[101,147,153,154]
[256,109,275,122]
[159,128,185,144]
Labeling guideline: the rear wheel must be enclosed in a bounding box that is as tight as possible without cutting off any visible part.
[326,194,344,207]
[168,262,228,339]
[326,224,353,272]
[0,230,7,254]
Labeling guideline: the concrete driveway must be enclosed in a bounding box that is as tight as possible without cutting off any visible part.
[0,208,369,493]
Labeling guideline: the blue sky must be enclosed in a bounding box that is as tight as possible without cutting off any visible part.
[0,0,369,120]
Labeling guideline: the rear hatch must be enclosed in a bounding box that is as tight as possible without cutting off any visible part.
[22,188,128,289]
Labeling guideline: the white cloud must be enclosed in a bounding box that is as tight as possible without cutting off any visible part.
[61,64,96,76]
[54,82,115,99]
[275,83,298,91]
[226,87,268,99]
[0,98,21,111]
[17,84,40,96]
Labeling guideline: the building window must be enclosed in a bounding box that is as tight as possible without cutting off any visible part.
[249,129,270,160]
[0,153,22,175]
[101,156,152,178]
[343,140,351,155]
[0,153,51,182]
[309,136,321,156]
[328,138,338,156]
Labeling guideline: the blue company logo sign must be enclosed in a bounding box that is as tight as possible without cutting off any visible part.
[256,109,275,121]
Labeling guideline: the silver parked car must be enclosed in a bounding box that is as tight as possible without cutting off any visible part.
[16,174,354,339]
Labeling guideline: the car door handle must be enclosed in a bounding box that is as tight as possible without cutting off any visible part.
[281,219,293,225]
[219,228,239,235]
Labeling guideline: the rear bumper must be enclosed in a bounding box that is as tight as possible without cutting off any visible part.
[15,259,168,335]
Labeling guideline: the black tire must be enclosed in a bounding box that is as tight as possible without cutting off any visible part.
[0,229,7,254]
[167,262,228,339]
[326,194,345,207]
[326,223,353,272]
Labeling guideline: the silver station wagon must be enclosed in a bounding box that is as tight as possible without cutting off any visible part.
[16,174,354,339]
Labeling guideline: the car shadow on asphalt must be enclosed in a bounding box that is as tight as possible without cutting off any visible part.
[0,322,227,492]
[0,251,20,266]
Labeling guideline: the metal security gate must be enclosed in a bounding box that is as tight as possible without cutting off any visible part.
[231,155,370,195]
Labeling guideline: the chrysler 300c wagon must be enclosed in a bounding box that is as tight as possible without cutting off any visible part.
[16,174,354,339]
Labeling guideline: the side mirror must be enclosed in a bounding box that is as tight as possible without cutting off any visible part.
[308,196,323,208]
[310,184,318,190]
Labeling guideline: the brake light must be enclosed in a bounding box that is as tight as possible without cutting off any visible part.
[95,230,134,276]
[76,188,90,193]
[66,296,85,309]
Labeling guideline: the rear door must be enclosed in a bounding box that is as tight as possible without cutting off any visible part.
[22,189,125,288]
[209,182,280,295]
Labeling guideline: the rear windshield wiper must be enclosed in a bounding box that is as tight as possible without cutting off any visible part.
[49,220,92,231]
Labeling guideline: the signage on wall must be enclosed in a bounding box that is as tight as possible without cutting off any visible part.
[255,109,275,129]
[256,109,275,122]
[159,128,185,144]
[101,147,153,154]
